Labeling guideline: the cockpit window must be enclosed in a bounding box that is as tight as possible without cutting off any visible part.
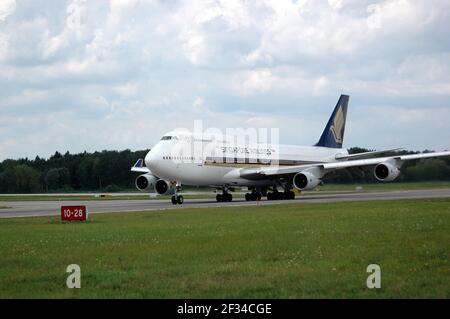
[161,136,178,141]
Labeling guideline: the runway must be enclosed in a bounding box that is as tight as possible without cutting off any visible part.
[1,188,449,218]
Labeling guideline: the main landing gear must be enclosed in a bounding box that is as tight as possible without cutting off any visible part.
[171,182,184,205]
[267,190,295,200]
[216,191,233,202]
[171,195,184,205]
[245,190,295,201]
[245,191,262,201]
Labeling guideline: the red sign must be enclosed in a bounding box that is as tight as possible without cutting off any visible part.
[61,205,87,221]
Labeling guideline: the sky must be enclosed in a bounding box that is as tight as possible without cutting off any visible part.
[1,0,450,160]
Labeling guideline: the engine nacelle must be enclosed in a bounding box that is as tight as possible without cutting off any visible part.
[135,173,158,192]
[293,171,321,190]
[155,179,176,195]
[374,162,400,182]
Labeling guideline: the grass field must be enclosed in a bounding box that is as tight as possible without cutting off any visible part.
[1,181,450,202]
[0,198,449,298]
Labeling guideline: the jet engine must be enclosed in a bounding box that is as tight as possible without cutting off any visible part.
[135,173,158,192]
[155,179,176,195]
[374,162,400,182]
[293,171,321,190]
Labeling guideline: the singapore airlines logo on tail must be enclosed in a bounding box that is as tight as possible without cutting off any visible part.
[330,106,344,143]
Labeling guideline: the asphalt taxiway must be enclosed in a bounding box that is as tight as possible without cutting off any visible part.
[1,188,449,218]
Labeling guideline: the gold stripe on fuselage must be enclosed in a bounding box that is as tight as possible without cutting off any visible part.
[203,158,319,168]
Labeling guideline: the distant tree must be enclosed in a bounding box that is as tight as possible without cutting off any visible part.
[44,168,60,191]
[43,167,71,191]
[77,157,98,189]
[12,165,41,193]
[58,167,71,187]
[403,159,449,181]
[0,169,16,193]
[323,169,354,184]
[348,147,373,154]
[51,151,62,159]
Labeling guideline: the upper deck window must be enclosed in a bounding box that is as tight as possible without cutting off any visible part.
[161,136,178,141]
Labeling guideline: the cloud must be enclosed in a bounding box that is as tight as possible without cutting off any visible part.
[0,0,15,22]
[328,0,344,11]
[232,69,273,95]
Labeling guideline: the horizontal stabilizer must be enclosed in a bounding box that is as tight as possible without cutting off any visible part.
[130,158,150,173]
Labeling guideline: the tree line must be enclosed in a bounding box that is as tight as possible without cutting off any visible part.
[0,148,449,193]
[0,149,148,193]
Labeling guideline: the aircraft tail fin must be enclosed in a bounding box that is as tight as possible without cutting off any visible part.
[315,94,349,149]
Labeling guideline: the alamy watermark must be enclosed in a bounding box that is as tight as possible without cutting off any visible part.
[165,120,281,165]
[66,264,81,289]
[366,264,381,289]
[66,0,86,35]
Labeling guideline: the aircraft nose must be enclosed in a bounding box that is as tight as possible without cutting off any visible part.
[144,150,157,170]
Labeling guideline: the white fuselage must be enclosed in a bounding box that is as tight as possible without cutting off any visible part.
[144,132,348,187]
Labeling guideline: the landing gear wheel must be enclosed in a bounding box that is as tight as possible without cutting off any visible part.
[269,191,295,200]
[172,195,184,205]
[246,192,261,201]
[217,193,233,202]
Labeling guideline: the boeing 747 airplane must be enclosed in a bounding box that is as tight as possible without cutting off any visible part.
[131,95,450,204]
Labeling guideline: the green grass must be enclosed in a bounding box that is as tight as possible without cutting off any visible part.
[0,198,449,298]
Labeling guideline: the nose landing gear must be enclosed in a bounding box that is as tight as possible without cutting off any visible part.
[171,182,184,205]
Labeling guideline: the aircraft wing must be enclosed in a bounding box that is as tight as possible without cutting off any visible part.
[334,148,404,160]
[242,151,450,178]
[130,159,151,173]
